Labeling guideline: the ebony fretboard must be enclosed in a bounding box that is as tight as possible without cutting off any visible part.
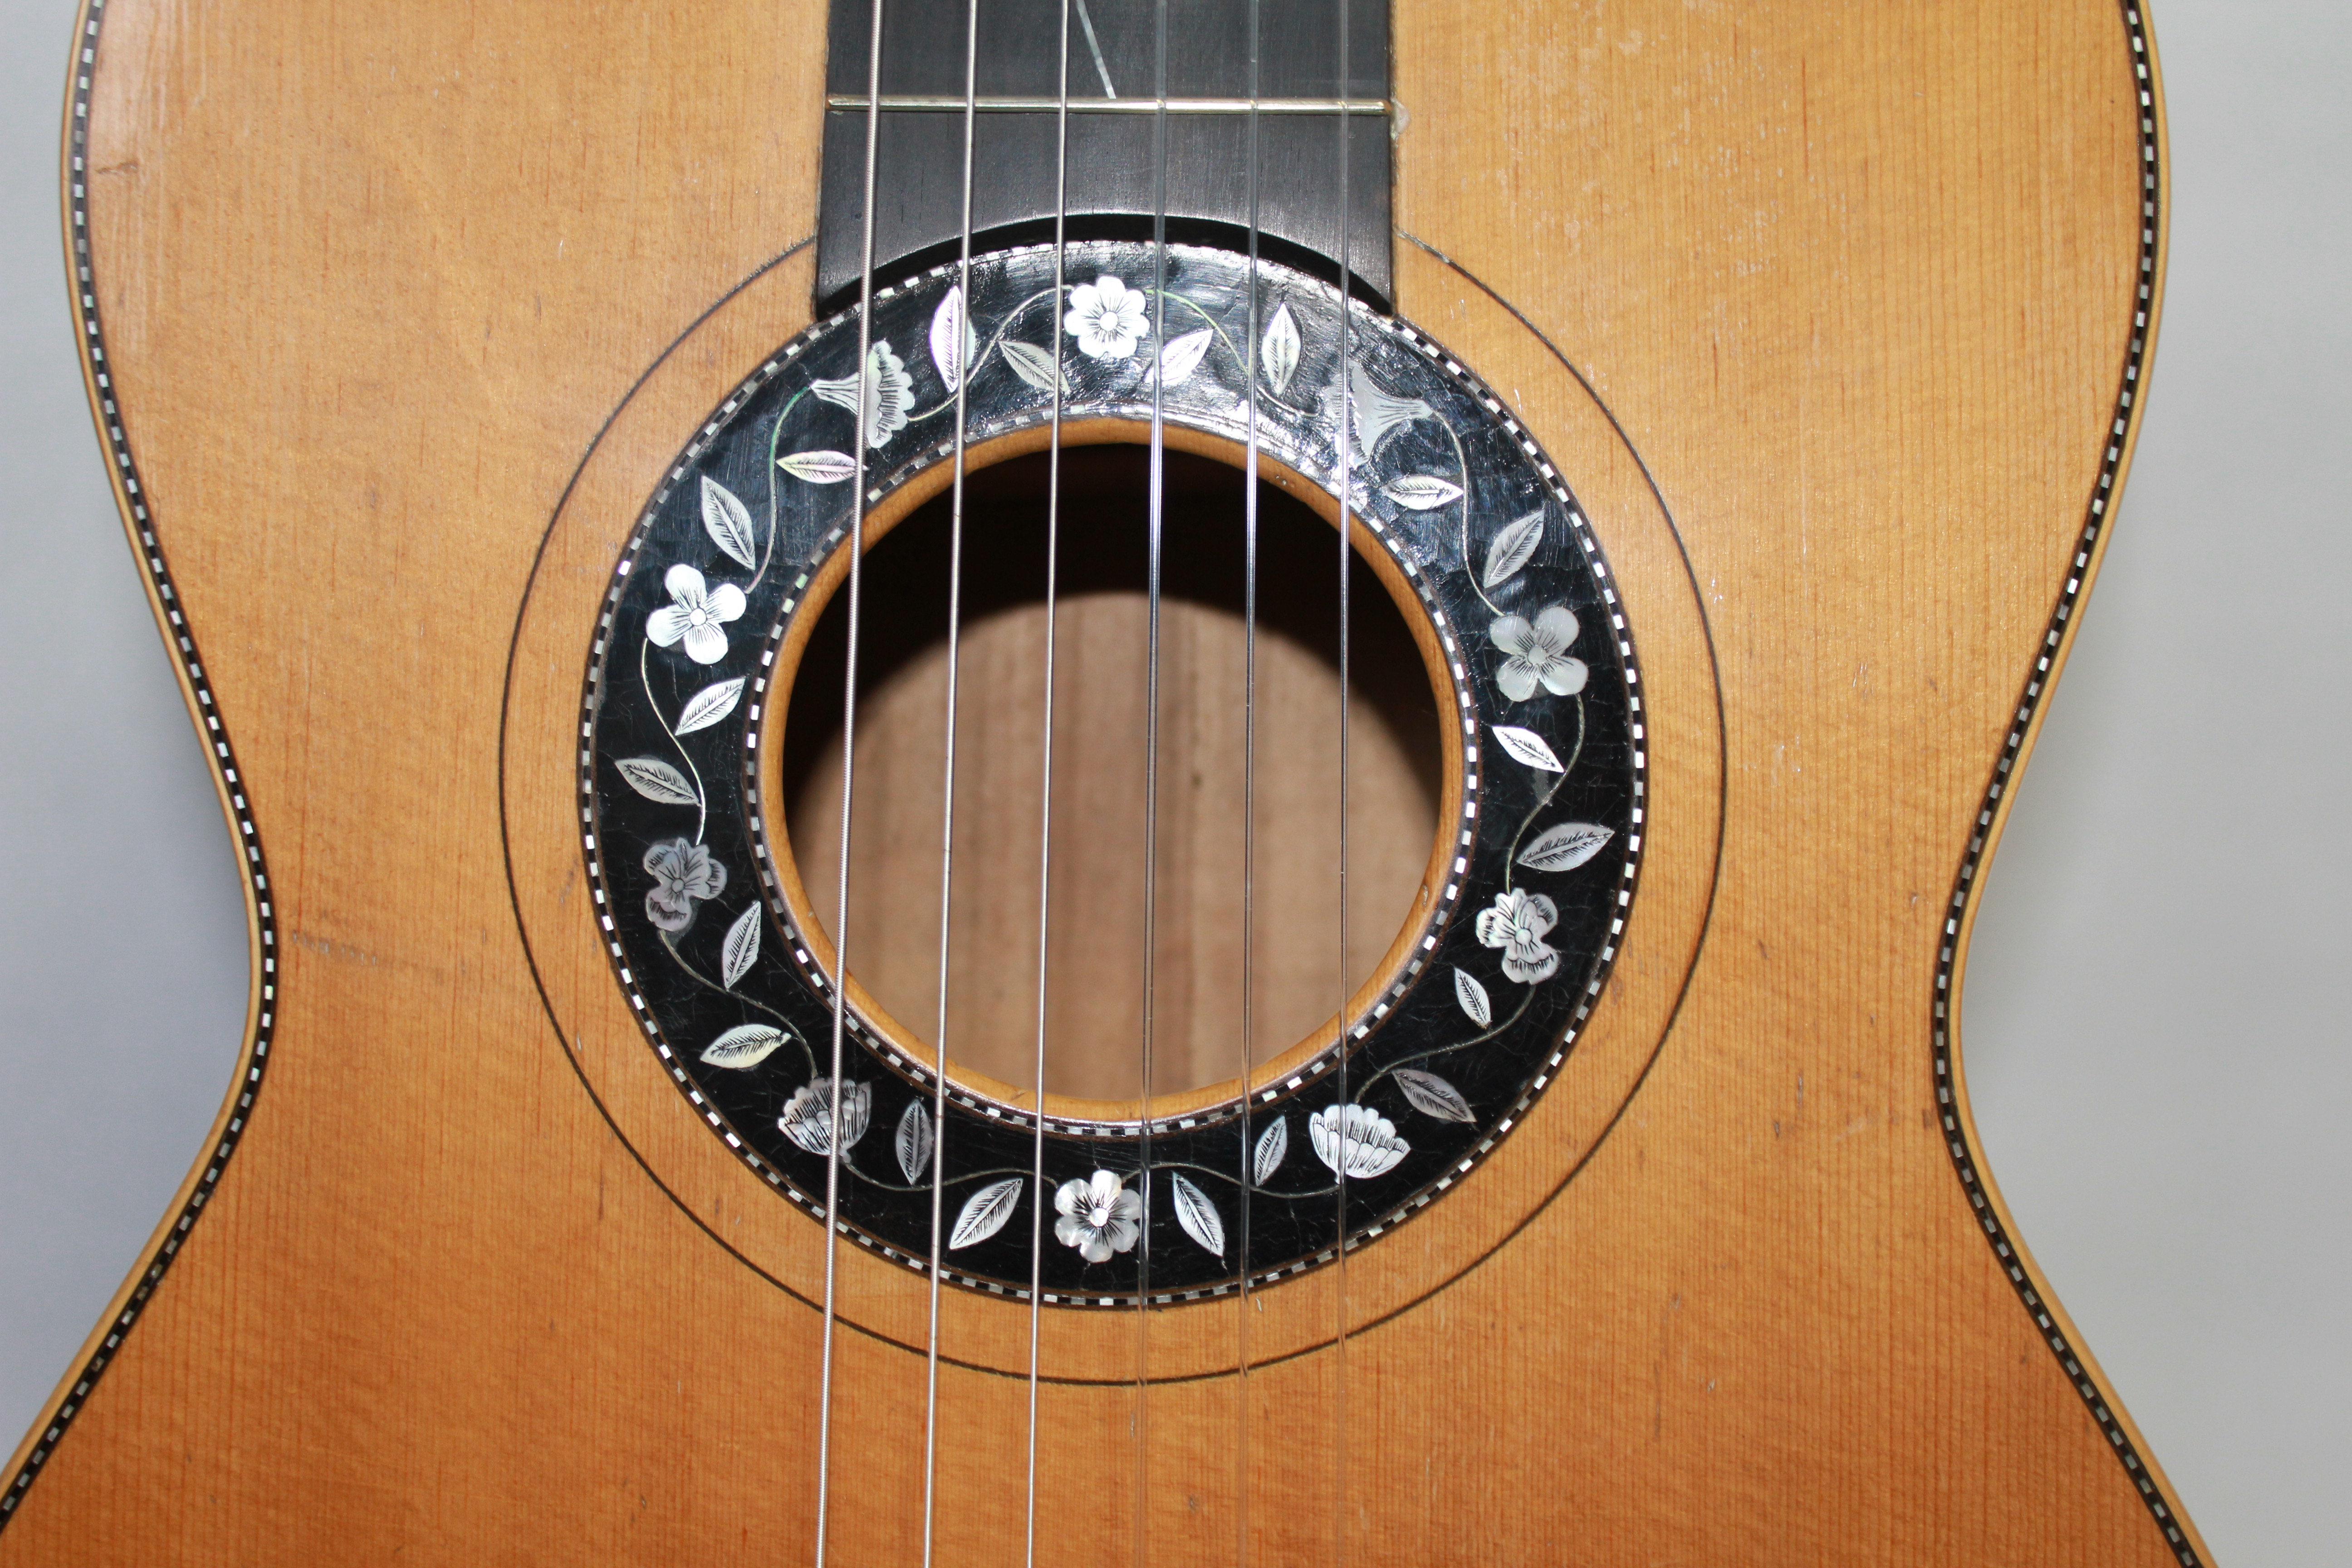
[816,0,1391,308]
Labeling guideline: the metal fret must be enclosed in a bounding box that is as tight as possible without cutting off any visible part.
[826,93,1388,113]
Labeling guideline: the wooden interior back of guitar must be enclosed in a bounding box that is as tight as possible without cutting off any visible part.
[4,0,2206,1562]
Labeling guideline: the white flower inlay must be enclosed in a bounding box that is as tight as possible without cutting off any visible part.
[647,563,747,666]
[1475,887,1560,984]
[1063,275,1149,361]
[779,1078,871,1157]
[811,339,915,449]
[1053,1169,1143,1262]
[1489,605,1588,702]
[1324,359,1434,457]
[642,837,727,933]
[1307,1102,1411,1180]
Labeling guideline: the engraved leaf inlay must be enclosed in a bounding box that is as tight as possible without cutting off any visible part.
[701,1024,788,1070]
[1382,474,1466,511]
[1170,1172,1225,1258]
[699,476,757,570]
[777,450,858,484]
[1453,966,1492,1027]
[1154,327,1213,387]
[1518,822,1614,874]
[1394,1069,1475,1124]
[720,903,760,988]
[951,1177,1024,1250]
[929,284,975,391]
[1490,724,1565,774]
[675,677,745,736]
[1260,302,1301,395]
[895,1100,934,1184]
[614,756,697,807]
[999,339,1070,393]
[1252,1117,1289,1184]
[1483,511,1544,588]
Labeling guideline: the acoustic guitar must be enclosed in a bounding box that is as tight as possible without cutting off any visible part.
[7,0,2209,1562]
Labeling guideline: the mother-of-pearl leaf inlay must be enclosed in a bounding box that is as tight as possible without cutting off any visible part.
[1260,301,1302,395]
[701,1024,789,1070]
[951,1177,1025,1250]
[1490,723,1565,773]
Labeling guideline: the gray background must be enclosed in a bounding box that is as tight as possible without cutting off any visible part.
[0,2,2341,1561]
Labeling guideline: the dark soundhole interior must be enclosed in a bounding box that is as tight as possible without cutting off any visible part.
[780,445,1444,1103]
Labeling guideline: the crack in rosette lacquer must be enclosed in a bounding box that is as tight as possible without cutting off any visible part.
[581,241,1645,1304]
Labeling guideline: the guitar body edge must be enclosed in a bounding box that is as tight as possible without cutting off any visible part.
[4,0,2209,1562]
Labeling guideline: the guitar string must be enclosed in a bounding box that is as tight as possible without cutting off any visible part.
[1136,0,1172,1551]
[1024,0,1075,1560]
[1236,0,1264,1557]
[813,0,890,1559]
[920,0,985,1557]
[1332,0,1354,1556]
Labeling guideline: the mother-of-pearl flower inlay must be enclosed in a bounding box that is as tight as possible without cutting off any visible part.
[1326,358,1435,457]
[1308,1103,1411,1180]
[1489,605,1588,702]
[778,1078,872,1157]
[1475,887,1560,984]
[642,837,728,933]
[1054,1170,1144,1262]
[1063,275,1150,361]
[646,563,747,666]
[811,339,915,449]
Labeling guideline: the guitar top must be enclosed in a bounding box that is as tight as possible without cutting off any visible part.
[7,0,2206,1563]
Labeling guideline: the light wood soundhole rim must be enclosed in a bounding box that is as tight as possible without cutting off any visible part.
[755,416,1467,1126]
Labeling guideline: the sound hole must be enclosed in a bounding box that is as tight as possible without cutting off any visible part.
[779,444,1444,1105]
